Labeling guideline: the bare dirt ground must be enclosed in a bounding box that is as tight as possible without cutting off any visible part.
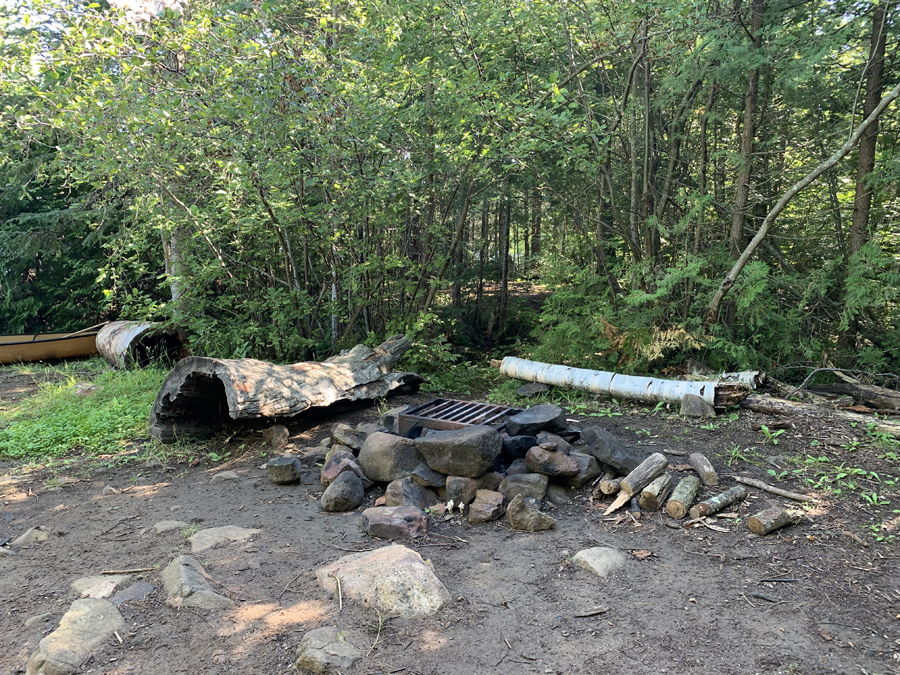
[2,377,899,675]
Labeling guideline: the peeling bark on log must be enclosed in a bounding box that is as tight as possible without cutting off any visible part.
[498,357,749,407]
[97,321,184,369]
[740,394,900,437]
[665,476,701,519]
[688,453,718,486]
[639,472,673,512]
[747,506,800,535]
[149,335,422,443]
[620,452,668,497]
[809,383,900,411]
[689,486,748,519]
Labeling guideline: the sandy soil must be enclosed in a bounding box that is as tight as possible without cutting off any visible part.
[1,385,899,675]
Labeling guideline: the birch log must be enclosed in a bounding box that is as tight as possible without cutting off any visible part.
[499,357,749,407]
[689,486,748,519]
[149,335,423,443]
[639,472,673,511]
[688,453,718,486]
[665,476,701,518]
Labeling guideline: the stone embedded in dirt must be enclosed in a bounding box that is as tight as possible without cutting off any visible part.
[384,477,439,510]
[680,393,716,419]
[25,598,125,675]
[411,462,447,489]
[545,483,573,505]
[320,449,361,487]
[294,626,363,674]
[468,490,505,524]
[111,581,156,606]
[358,432,425,483]
[24,613,54,628]
[445,476,479,506]
[262,424,290,449]
[266,456,304,484]
[506,495,556,532]
[502,434,539,458]
[499,473,548,502]
[190,525,261,553]
[414,425,502,478]
[71,575,131,599]
[478,471,503,492]
[321,471,365,512]
[331,423,361,451]
[162,555,233,609]
[360,506,427,539]
[11,526,49,547]
[506,404,568,436]
[211,470,239,483]
[0,546,15,557]
[505,458,528,476]
[152,520,188,535]
[536,431,574,454]
[525,445,580,477]
[516,382,550,397]
[380,405,411,435]
[316,545,450,618]
[101,485,120,496]
[564,452,603,488]
[572,547,628,578]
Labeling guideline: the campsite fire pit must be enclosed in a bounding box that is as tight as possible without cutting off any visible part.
[397,398,523,435]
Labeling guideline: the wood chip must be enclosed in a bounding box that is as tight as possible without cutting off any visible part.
[574,606,609,618]
[631,550,653,560]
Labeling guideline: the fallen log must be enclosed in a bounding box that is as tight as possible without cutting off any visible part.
[606,452,668,514]
[740,394,900,437]
[149,335,423,443]
[689,486,748,519]
[498,357,749,407]
[665,476,701,519]
[747,506,802,535]
[97,320,184,369]
[688,453,718,486]
[638,472,673,512]
[809,383,900,411]
[732,476,815,502]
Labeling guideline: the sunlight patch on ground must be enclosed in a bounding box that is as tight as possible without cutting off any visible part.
[415,628,448,651]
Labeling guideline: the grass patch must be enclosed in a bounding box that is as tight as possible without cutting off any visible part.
[0,364,167,460]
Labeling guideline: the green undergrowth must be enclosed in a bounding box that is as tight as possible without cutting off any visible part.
[0,363,167,460]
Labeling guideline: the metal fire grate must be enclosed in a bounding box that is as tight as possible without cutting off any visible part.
[398,398,523,436]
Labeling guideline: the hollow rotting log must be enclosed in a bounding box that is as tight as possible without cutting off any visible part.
[665,476,701,519]
[689,486,748,519]
[96,320,184,369]
[149,335,423,443]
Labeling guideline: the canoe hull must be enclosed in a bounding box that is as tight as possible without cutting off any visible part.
[0,333,100,365]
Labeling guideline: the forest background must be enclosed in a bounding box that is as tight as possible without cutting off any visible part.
[1,0,898,380]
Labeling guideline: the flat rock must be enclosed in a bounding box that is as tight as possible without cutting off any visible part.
[384,477,438,510]
[262,424,290,449]
[25,598,125,675]
[414,425,502,478]
[516,382,550,397]
[101,485,120,496]
[536,431,574,454]
[24,613,55,628]
[190,525,261,553]
[266,456,303,484]
[331,423,362,451]
[505,458,528,476]
[358,432,425,482]
[110,581,156,606]
[321,471,365,512]
[152,520,188,534]
[294,626,363,674]
[210,470,239,483]
[572,547,628,577]
[525,445,580,477]
[506,495,555,531]
[564,452,603,488]
[445,476,479,505]
[680,393,716,418]
[12,526,50,547]
[316,545,450,618]
[499,473,548,502]
[468,490,504,524]
[410,462,447,489]
[71,575,131,599]
[360,506,427,539]
[506,404,568,436]
[580,425,645,473]
[161,555,233,609]
[545,483,573,505]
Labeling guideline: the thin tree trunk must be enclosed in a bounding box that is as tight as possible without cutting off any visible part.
[497,183,511,336]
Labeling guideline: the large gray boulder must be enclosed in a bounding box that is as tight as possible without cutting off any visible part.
[414,425,502,478]
[506,404,567,436]
[316,545,450,618]
[499,473,548,502]
[25,599,125,675]
[358,432,425,482]
[294,627,363,674]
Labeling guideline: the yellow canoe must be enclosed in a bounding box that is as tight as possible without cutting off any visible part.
[0,331,100,365]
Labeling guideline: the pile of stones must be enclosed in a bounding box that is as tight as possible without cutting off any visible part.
[268,403,605,537]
